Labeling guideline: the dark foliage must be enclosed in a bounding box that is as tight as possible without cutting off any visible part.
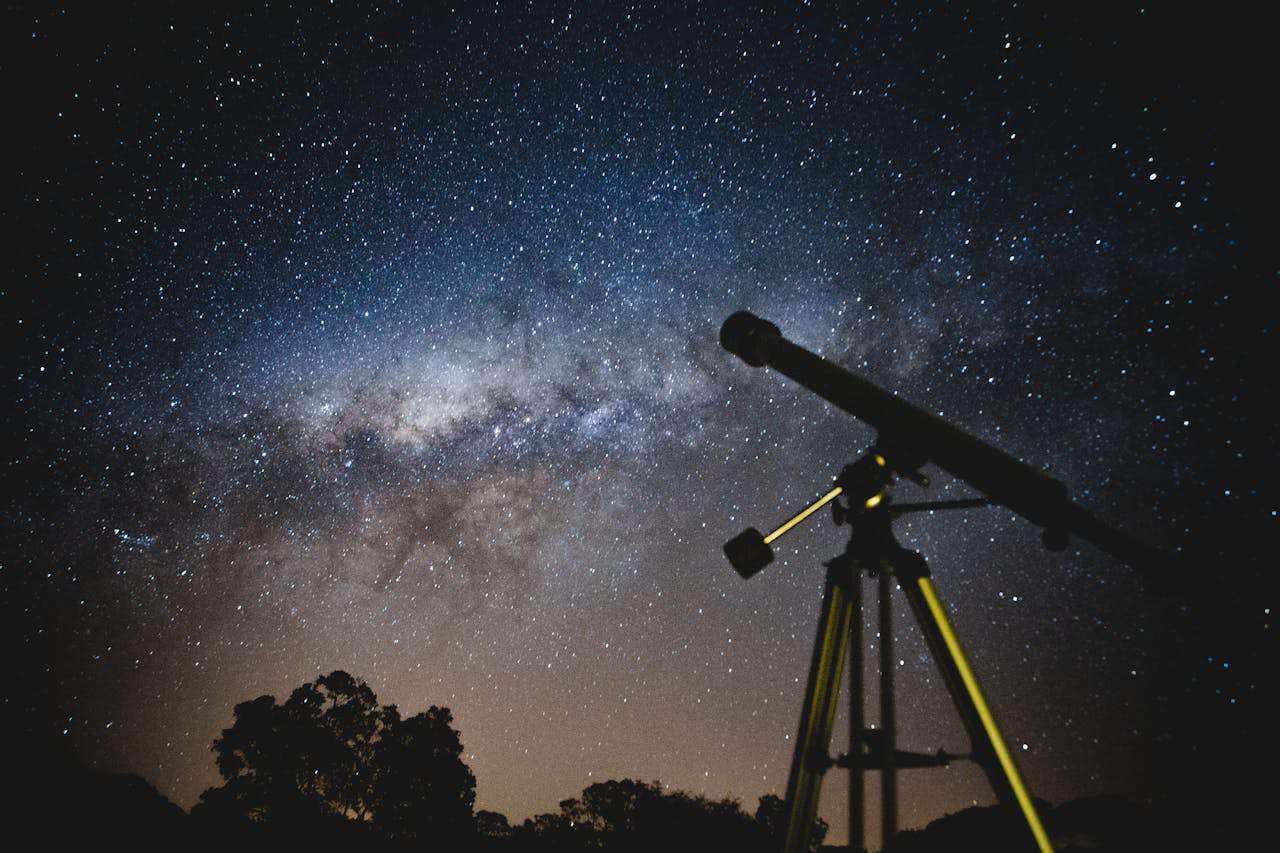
[19,674,1271,850]
[756,793,830,851]
[371,704,477,840]
[191,670,474,846]
[513,778,826,853]
[476,809,514,837]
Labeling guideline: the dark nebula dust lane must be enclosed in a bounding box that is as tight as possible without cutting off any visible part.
[5,3,1270,847]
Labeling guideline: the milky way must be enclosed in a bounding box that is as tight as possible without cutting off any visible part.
[7,4,1266,847]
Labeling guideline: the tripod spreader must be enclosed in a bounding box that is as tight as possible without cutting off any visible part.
[833,741,968,771]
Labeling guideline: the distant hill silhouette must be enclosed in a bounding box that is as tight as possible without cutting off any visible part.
[882,794,1277,852]
[10,733,187,847]
[881,799,1057,853]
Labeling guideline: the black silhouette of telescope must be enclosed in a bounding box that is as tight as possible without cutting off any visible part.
[720,310,1161,575]
[717,311,1168,853]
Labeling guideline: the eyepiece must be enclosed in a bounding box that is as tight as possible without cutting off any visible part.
[720,311,781,367]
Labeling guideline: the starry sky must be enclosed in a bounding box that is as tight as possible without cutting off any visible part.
[5,2,1273,848]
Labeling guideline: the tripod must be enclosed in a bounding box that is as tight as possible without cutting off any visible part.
[716,313,1168,853]
[725,450,1054,853]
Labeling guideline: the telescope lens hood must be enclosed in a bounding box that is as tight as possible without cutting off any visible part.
[720,311,781,367]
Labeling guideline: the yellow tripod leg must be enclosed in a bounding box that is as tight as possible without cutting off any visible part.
[783,567,856,853]
[905,574,1054,852]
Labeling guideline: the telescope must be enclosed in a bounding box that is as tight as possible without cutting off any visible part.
[717,311,1172,853]
[720,310,1163,576]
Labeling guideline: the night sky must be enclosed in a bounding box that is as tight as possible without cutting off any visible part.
[5,3,1273,848]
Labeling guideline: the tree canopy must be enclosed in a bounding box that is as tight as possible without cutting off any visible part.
[30,671,1163,851]
[192,670,474,842]
[515,778,827,853]
[190,672,826,852]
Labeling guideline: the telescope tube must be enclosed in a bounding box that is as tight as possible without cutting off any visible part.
[720,311,1161,575]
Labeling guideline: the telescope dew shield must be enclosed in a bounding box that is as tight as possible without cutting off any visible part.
[720,311,781,367]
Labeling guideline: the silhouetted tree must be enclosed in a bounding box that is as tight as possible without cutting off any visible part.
[520,778,783,853]
[193,669,474,844]
[371,704,477,841]
[575,778,662,833]
[195,691,336,824]
[309,669,389,819]
[640,788,762,851]
[754,793,787,838]
[476,809,513,837]
[193,672,385,823]
[755,793,829,852]
[521,808,576,835]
